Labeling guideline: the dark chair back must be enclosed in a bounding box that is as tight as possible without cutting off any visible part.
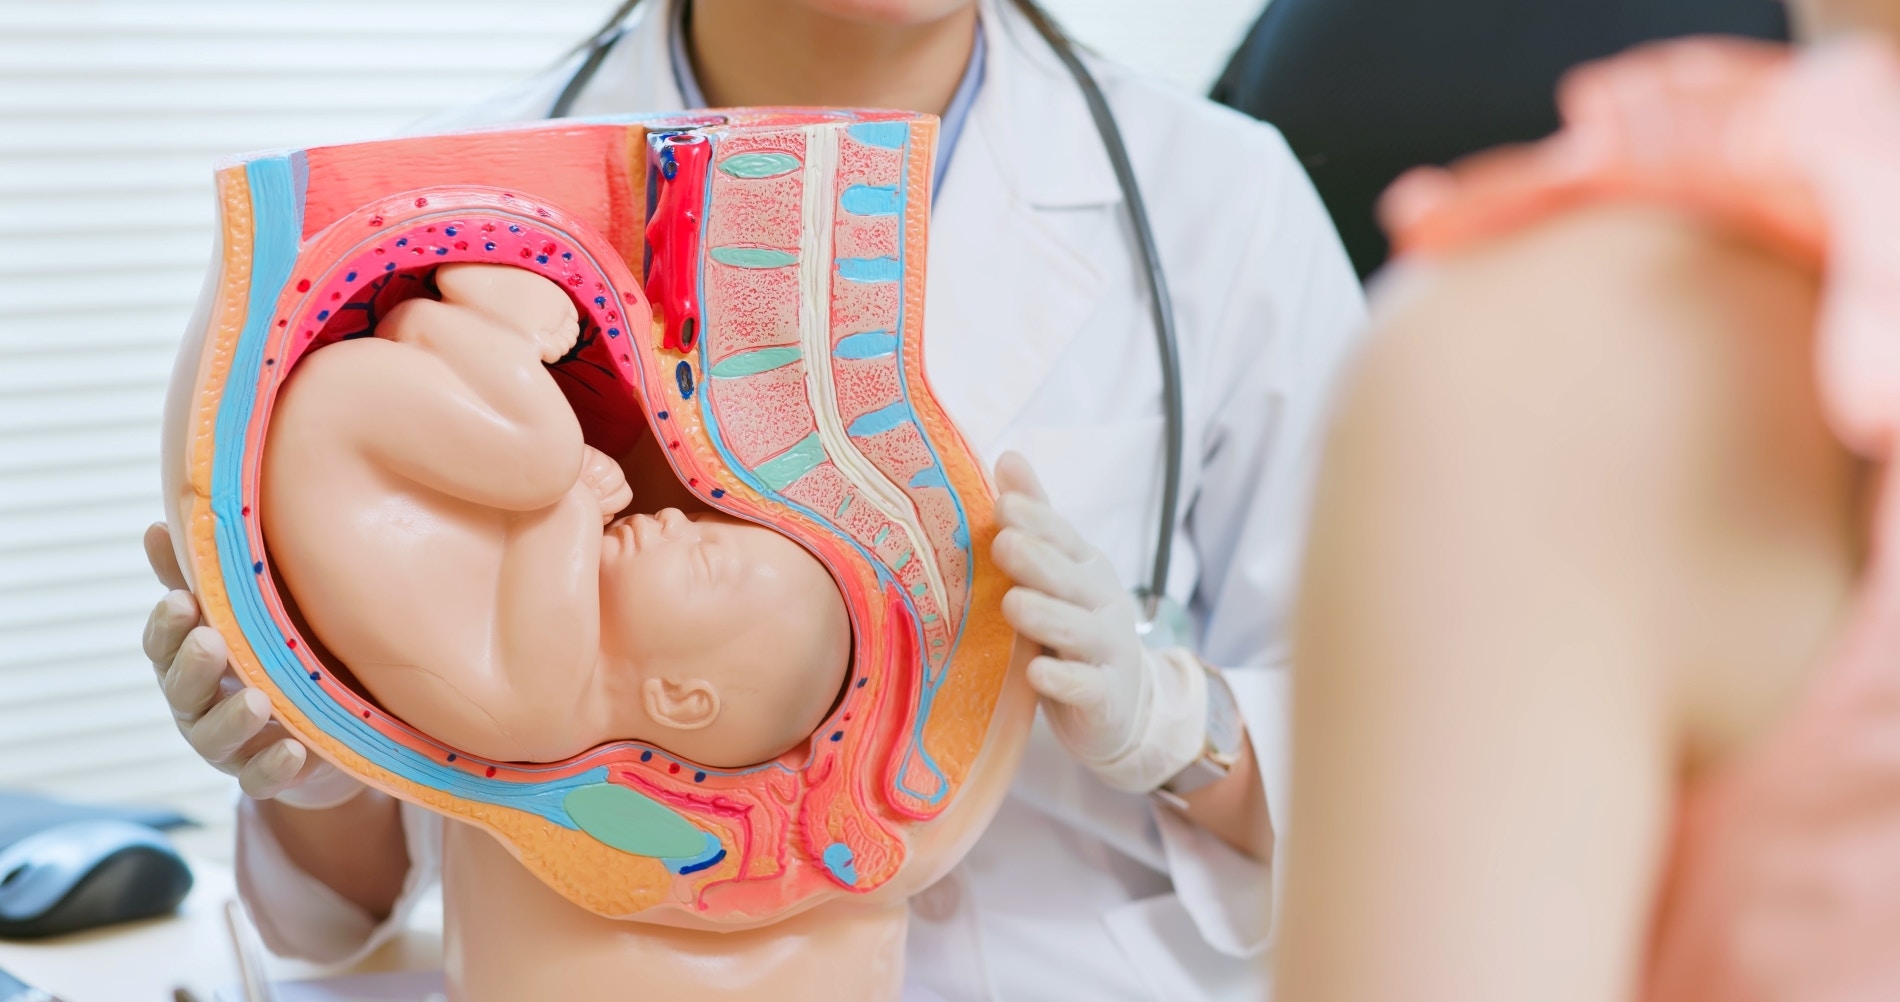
[1212,0,1789,277]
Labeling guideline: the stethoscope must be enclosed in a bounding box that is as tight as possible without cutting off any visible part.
[549,0,1190,648]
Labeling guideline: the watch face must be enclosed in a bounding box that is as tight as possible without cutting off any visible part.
[1204,671,1245,761]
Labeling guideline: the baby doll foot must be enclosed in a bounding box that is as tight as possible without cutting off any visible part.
[579,445,633,524]
[535,318,582,365]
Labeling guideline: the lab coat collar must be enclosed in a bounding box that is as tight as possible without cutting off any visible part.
[921,0,1122,449]
[975,0,1123,209]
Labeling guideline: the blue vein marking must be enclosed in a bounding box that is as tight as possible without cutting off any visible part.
[874,526,890,546]
[666,832,728,875]
[847,121,909,149]
[677,850,726,875]
[837,257,900,283]
[892,550,911,571]
[847,400,910,438]
[833,329,898,359]
[908,466,947,489]
[752,432,827,492]
[840,184,901,216]
[709,346,800,378]
[836,495,852,519]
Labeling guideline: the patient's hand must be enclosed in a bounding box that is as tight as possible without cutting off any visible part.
[580,445,633,524]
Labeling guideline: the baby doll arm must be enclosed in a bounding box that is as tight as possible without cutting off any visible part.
[316,294,586,512]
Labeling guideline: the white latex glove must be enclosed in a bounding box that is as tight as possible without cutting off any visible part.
[143,524,365,809]
[990,453,1209,794]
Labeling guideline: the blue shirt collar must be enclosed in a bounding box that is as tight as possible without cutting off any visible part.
[669,0,986,203]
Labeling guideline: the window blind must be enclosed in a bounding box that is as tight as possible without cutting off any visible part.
[0,0,617,833]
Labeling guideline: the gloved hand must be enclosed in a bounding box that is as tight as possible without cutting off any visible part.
[989,453,1208,794]
[143,523,365,809]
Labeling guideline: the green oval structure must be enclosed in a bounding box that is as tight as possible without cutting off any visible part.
[563,782,708,858]
[718,152,802,179]
[710,346,802,378]
[709,245,799,269]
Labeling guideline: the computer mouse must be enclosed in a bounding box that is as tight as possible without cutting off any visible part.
[0,820,192,939]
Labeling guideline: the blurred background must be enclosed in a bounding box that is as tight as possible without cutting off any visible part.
[0,0,1268,858]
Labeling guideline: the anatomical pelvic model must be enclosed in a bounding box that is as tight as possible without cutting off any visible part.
[262,263,852,769]
[166,112,1032,1001]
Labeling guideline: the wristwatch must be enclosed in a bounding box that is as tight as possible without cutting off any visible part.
[1156,659,1245,810]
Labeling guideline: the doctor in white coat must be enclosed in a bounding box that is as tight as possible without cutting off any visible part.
[140,0,1365,997]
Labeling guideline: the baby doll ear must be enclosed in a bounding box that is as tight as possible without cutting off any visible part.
[643,677,721,731]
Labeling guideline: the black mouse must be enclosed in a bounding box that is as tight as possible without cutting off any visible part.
[0,820,192,939]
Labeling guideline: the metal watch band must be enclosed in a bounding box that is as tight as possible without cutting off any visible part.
[1156,659,1243,808]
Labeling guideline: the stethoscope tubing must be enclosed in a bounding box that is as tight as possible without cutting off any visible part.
[548,0,1186,623]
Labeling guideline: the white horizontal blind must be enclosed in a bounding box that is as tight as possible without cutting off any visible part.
[0,0,619,830]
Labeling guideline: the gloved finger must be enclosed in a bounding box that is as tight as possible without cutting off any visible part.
[993,492,1096,564]
[1002,587,1122,665]
[239,738,308,801]
[274,757,369,811]
[144,522,187,591]
[227,717,296,772]
[991,526,1121,609]
[993,452,1049,504]
[1026,656,1112,710]
[163,625,232,722]
[187,687,273,765]
[143,590,199,670]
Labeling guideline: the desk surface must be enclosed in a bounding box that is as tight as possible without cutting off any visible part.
[0,855,442,1002]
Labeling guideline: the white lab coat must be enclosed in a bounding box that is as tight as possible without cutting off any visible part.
[234,1,1366,998]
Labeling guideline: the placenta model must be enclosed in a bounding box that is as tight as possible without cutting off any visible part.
[164,111,1033,999]
[262,262,851,769]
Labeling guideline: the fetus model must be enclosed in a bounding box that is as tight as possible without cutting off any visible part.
[163,112,1033,999]
[261,263,851,769]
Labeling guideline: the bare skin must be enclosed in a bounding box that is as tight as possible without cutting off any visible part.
[1277,0,1900,994]
[1275,203,1863,1001]
[689,0,979,115]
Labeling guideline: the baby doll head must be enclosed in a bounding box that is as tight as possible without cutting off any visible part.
[599,508,852,768]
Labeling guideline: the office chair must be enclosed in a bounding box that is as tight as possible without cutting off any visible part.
[1212,0,1790,277]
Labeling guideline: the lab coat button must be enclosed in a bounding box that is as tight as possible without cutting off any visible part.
[912,875,962,922]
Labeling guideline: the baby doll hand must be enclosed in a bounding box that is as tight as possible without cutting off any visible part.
[142,524,366,809]
[579,445,633,524]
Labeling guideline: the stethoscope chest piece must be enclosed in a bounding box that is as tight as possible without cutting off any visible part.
[1135,591,1196,653]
